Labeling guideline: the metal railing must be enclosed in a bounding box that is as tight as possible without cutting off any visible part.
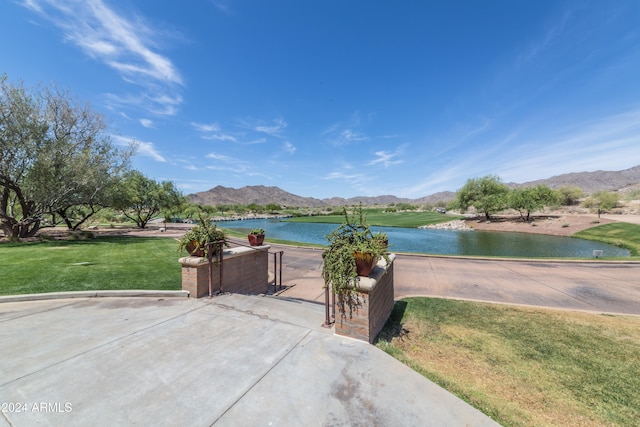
[209,238,284,295]
[205,240,225,297]
[324,285,335,327]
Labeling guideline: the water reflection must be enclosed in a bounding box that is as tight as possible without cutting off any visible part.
[218,218,629,258]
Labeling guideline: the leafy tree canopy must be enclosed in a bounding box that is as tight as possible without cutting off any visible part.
[0,75,132,238]
[508,185,559,222]
[454,175,509,220]
[113,171,184,228]
[582,190,619,218]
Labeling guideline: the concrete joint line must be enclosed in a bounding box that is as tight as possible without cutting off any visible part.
[1,409,16,427]
[209,330,313,426]
[212,299,311,329]
[0,300,78,324]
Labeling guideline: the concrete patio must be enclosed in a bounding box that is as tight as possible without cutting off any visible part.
[0,293,499,426]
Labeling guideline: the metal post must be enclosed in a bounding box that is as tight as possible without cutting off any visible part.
[331,288,336,322]
[207,243,214,298]
[324,285,331,327]
[218,240,224,293]
[273,252,277,292]
[278,251,283,290]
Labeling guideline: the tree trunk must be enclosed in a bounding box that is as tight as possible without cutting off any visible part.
[1,219,41,239]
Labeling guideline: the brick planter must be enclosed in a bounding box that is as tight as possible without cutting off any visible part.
[179,245,270,298]
[334,254,395,344]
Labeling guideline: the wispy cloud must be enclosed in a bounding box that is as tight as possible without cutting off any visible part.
[323,170,371,186]
[324,127,369,146]
[495,108,640,183]
[324,111,372,146]
[202,134,239,142]
[111,134,166,162]
[209,0,233,15]
[238,117,287,137]
[139,118,154,128]
[191,122,239,143]
[256,118,287,136]
[191,122,220,133]
[206,151,249,171]
[516,9,572,66]
[368,146,405,168]
[322,163,375,195]
[283,141,296,154]
[22,0,183,115]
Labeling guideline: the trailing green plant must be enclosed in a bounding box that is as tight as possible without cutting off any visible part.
[322,204,390,319]
[177,215,228,258]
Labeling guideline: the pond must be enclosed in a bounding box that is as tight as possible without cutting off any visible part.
[218,218,629,258]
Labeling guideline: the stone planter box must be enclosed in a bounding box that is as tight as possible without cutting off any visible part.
[179,245,270,298]
[334,254,395,344]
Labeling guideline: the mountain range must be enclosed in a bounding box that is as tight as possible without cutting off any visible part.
[187,165,640,208]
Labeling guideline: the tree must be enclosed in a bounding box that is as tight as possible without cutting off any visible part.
[508,185,559,222]
[265,203,281,213]
[395,202,418,211]
[582,191,619,218]
[247,203,264,214]
[557,186,584,206]
[0,76,132,238]
[454,175,509,220]
[113,171,184,228]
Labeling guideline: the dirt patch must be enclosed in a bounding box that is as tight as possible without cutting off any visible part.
[466,214,618,236]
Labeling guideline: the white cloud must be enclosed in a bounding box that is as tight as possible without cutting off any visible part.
[255,118,287,136]
[22,0,183,115]
[495,111,640,183]
[206,151,249,171]
[111,134,166,162]
[202,134,239,142]
[283,141,296,154]
[191,122,220,133]
[322,168,374,195]
[238,117,287,137]
[210,0,233,14]
[192,122,240,143]
[134,141,167,162]
[323,111,373,146]
[139,118,154,128]
[368,148,404,168]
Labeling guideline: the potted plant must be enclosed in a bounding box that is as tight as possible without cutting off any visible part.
[178,216,228,258]
[248,228,266,246]
[322,204,390,319]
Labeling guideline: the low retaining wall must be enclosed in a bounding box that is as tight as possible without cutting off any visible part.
[179,245,270,298]
[335,254,395,344]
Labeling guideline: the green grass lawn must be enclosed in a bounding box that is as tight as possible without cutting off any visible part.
[0,236,181,295]
[377,298,640,427]
[573,222,640,256]
[286,209,459,228]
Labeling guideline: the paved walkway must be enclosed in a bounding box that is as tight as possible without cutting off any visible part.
[271,244,640,315]
[0,294,498,426]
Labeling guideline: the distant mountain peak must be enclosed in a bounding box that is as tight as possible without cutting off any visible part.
[187,165,640,207]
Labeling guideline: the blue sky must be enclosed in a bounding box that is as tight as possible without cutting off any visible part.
[3,1,640,199]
